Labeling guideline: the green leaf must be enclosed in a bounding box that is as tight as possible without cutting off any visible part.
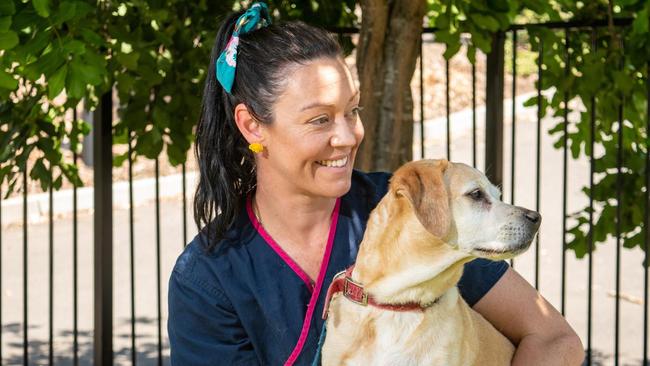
[52,173,62,190]
[62,39,86,55]
[48,65,67,99]
[136,128,164,159]
[115,73,135,98]
[66,65,86,100]
[30,158,51,191]
[33,0,51,18]
[467,45,476,64]
[0,16,11,32]
[443,40,461,59]
[469,13,500,32]
[632,6,648,35]
[0,1,15,16]
[112,151,129,167]
[0,30,18,50]
[75,61,103,85]
[51,1,75,24]
[14,30,50,60]
[487,0,510,13]
[115,51,140,71]
[0,69,17,90]
[24,48,66,80]
[167,142,187,166]
[79,28,102,45]
[60,162,82,187]
[435,14,449,30]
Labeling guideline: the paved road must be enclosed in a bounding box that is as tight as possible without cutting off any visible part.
[1,99,648,365]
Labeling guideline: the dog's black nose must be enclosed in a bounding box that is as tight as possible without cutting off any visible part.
[524,210,541,224]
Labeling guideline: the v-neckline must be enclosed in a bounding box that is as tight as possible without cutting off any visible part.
[246,195,341,292]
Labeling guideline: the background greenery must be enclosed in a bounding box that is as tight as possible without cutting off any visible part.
[0,0,648,259]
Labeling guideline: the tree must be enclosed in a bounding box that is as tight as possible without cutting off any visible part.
[354,0,426,172]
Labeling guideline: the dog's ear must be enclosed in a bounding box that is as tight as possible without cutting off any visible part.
[392,160,450,238]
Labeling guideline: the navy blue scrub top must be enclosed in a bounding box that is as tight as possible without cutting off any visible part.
[168,170,509,366]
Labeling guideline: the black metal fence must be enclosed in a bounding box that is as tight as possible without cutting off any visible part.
[1,19,648,366]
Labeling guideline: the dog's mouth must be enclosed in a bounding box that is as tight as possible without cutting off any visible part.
[472,241,532,258]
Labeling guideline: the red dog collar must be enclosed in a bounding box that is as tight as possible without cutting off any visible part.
[322,265,439,320]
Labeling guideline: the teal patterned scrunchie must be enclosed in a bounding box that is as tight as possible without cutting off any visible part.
[216,2,272,94]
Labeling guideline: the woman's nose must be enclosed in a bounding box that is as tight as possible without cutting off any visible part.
[331,118,358,147]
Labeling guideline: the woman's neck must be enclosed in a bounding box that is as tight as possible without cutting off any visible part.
[253,183,337,246]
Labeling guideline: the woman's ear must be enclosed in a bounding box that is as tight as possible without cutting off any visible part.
[233,103,264,144]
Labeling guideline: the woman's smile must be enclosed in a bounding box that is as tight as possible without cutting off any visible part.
[316,155,348,168]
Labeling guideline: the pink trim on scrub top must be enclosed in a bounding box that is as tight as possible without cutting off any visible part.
[247,196,321,291]
[283,198,340,366]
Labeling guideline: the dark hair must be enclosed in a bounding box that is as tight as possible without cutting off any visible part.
[194,11,343,251]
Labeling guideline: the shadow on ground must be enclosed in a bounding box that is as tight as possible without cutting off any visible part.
[2,318,170,366]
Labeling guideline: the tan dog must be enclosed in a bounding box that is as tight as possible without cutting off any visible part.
[321,159,541,366]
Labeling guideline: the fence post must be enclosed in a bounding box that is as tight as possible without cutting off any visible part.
[93,91,113,366]
[485,31,505,188]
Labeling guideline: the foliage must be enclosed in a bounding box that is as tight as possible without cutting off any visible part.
[1,0,648,262]
[429,0,649,260]
[529,1,650,260]
[0,0,357,197]
[0,0,104,193]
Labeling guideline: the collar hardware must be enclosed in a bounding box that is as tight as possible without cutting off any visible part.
[322,265,440,320]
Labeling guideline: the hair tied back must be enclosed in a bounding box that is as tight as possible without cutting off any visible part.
[216,2,272,93]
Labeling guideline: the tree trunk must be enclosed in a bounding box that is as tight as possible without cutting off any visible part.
[355,0,426,172]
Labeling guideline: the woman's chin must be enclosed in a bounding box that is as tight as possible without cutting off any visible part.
[310,178,351,199]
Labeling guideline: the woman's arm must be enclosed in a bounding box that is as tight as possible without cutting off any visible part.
[473,267,585,366]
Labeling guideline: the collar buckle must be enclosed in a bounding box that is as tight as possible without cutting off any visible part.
[343,276,368,306]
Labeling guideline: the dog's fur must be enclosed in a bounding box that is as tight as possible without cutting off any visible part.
[321,159,541,366]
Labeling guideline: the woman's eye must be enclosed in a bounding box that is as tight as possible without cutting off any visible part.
[468,189,483,201]
[346,106,363,119]
[309,116,330,125]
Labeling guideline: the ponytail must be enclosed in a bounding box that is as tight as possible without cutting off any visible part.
[194,10,342,251]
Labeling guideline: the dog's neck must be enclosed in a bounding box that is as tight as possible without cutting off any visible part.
[354,194,474,306]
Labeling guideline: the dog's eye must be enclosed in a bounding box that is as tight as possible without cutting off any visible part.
[467,189,484,201]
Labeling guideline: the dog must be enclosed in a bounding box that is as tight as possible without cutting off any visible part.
[321,159,541,366]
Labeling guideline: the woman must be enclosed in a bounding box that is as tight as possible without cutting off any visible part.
[168,3,584,365]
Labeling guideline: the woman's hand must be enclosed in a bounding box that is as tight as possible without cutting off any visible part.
[473,267,585,366]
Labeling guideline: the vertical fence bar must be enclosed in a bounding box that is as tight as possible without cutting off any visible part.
[587,28,596,366]
[561,29,569,316]
[535,38,543,289]
[420,38,425,160]
[510,30,517,268]
[472,59,477,168]
[0,184,3,365]
[155,158,162,366]
[182,162,187,247]
[510,29,517,206]
[485,31,505,189]
[49,168,54,365]
[615,88,623,366]
[94,91,113,366]
[72,147,79,366]
[643,62,650,365]
[23,168,28,366]
[128,130,136,365]
[445,57,451,160]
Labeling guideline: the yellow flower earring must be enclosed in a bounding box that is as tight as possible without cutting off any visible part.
[249,142,264,154]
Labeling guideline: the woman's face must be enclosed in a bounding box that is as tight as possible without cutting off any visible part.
[257,57,364,199]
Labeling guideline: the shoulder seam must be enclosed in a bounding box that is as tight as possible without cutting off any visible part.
[173,258,234,308]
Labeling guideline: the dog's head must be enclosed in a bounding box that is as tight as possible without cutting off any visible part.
[391,159,540,260]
